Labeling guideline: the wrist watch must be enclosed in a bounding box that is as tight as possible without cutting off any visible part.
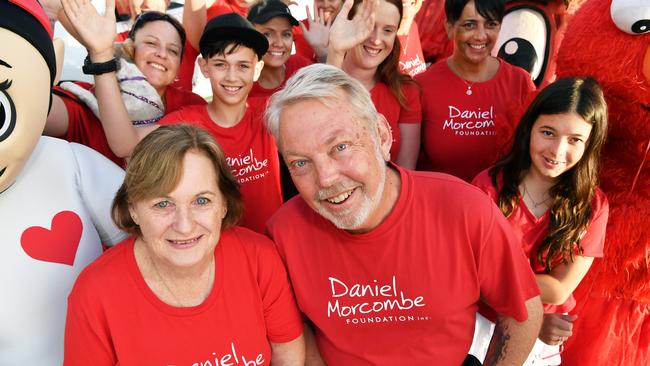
[82,55,118,75]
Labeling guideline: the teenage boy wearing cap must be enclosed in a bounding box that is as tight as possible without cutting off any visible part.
[157,12,283,234]
[247,0,312,98]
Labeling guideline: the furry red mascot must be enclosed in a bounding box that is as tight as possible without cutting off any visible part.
[555,0,650,364]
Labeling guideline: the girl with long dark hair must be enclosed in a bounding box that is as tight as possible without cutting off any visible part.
[472,77,609,365]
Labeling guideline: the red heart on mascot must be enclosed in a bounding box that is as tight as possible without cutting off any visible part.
[20,211,83,266]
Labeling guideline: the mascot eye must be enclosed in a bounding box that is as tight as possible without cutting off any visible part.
[610,0,650,35]
[0,80,17,143]
[492,7,548,86]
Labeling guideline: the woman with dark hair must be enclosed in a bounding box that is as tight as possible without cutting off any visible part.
[45,1,206,166]
[64,125,304,364]
[247,0,312,98]
[326,0,421,169]
[472,77,609,365]
[418,0,535,182]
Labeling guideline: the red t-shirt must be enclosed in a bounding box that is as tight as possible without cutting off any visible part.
[173,42,200,92]
[55,84,206,167]
[398,23,426,77]
[371,82,421,160]
[249,54,312,98]
[173,1,249,92]
[267,165,539,366]
[417,58,535,182]
[116,30,129,43]
[158,98,282,233]
[472,169,609,313]
[64,228,303,365]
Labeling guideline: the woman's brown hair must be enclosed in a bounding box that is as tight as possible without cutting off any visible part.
[112,124,243,237]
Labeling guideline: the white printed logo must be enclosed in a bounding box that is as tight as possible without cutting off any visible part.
[191,342,265,366]
[226,149,269,184]
[399,54,427,77]
[442,106,496,136]
[327,276,430,325]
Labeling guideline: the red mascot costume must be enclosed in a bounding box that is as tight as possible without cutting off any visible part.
[555,0,650,364]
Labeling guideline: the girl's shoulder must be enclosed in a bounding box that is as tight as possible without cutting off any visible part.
[592,186,609,213]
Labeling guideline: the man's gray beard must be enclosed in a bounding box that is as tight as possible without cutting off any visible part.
[316,146,387,231]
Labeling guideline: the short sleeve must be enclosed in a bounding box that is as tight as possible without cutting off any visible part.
[471,168,500,203]
[64,273,117,365]
[476,201,540,321]
[398,83,422,124]
[250,233,303,343]
[579,189,609,258]
[70,143,127,246]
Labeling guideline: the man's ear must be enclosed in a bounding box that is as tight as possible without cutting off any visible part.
[53,38,64,86]
[198,56,209,78]
[253,60,265,82]
[376,113,393,162]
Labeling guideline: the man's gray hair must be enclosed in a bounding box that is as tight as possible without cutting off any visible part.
[265,64,380,142]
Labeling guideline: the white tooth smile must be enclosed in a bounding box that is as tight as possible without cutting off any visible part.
[269,51,284,56]
[223,86,241,92]
[149,62,166,71]
[169,237,199,245]
[364,46,381,55]
[545,157,560,165]
[327,190,353,204]
[470,44,486,49]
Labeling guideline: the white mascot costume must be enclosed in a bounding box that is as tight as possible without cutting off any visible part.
[0,0,126,363]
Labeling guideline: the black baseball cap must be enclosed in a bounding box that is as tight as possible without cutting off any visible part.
[199,12,269,59]
[247,0,299,26]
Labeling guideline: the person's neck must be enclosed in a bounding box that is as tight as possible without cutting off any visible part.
[447,55,498,83]
[156,86,167,103]
[134,239,215,307]
[207,100,248,128]
[520,169,557,216]
[342,57,377,91]
[257,64,286,90]
[522,168,557,193]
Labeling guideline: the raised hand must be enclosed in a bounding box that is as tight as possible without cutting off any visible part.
[61,0,117,61]
[328,0,377,55]
[41,0,64,22]
[300,1,332,57]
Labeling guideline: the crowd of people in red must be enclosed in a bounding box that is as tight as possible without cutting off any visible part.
[1,0,648,364]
